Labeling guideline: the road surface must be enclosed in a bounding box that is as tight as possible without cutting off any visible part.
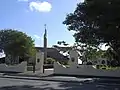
[0,77,120,90]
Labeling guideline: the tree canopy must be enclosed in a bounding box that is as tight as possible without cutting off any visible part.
[63,0,120,63]
[0,29,36,59]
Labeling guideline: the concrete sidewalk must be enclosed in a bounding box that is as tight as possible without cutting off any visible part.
[0,70,119,85]
[0,68,54,77]
[0,68,93,83]
[0,74,93,83]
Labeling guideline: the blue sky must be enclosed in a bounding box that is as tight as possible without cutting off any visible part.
[0,0,84,47]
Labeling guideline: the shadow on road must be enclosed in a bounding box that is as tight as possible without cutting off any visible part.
[0,81,120,90]
[59,81,120,90]
[0,85,55,90]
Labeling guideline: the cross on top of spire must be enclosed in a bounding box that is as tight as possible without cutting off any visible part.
[44,24,47,30]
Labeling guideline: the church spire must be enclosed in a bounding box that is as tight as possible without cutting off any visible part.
[44,24,47,38]
[44,24,47,49]
[43,24,47,73]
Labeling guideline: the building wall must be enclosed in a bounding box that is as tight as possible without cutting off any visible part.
[54,62,120,77]
[35,51,44,73]
[0,61,27,72]
[27,51,44,72]
[54,49,120,78]
[68,50,78,66]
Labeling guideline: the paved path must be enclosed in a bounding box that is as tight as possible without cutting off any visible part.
[0,77,120,90]
[0,69,54,77]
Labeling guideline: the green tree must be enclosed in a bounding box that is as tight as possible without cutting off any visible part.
[63,0,120,65]
[0,29,36,63]
[77,44,106,62]
[45,58,55,64]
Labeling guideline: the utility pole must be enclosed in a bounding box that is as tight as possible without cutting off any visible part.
[43,24,47,73]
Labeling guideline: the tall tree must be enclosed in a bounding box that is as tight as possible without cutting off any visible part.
[0,29,36,64]
[63,0,120,64]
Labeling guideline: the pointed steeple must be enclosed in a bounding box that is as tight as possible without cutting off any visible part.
[43,24,47,71]
[44,24,47,38]
[44,24,47,48]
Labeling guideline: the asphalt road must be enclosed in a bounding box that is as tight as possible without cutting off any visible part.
[0,77,120,90]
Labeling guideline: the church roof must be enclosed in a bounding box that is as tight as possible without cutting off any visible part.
[35,47,69,61]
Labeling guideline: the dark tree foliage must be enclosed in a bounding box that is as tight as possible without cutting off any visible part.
[63,0,120,64]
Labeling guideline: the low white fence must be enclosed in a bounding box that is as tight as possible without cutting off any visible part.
[54,62,120,78]
[0,61,27,72]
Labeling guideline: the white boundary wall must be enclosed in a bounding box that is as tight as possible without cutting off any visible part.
[0,61,27,72]
[54,62,120,77]
[35,51,44,73]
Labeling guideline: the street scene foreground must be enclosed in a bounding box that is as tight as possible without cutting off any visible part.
[0,76,120,90]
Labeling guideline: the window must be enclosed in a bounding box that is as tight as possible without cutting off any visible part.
[37,59,40,63]
[101,60,105,64]
[71,57,75,62]
[68,51,70,54]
